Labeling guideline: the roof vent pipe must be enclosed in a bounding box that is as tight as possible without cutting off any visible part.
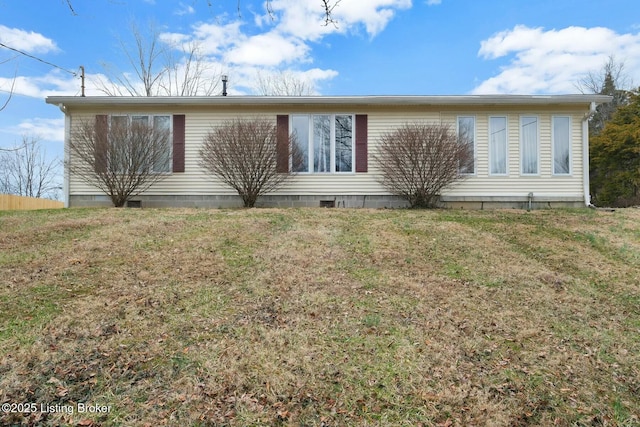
[222,75,228,96]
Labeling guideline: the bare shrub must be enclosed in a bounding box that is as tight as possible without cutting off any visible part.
[373,123,473,208]
[69,117,171,207]
[199,118,297,208]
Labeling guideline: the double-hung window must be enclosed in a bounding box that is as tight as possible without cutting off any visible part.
[457,116,475,174]
[489,116,508,175]
[151,116,171,173]
[520,116,539,175]
[291,114,354,173]
[552,116,571,175]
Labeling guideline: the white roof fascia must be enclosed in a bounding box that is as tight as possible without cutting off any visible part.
[46,94,613,108]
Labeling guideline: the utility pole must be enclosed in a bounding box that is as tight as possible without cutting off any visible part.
[80,65,85,97]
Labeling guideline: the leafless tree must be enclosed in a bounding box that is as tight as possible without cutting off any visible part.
[577,55,632,135]
[96,22,164,96]
[254,70,314,96]
[64,0,77,15]
[159,41,220,96]
[64,1,340,24]
[320,0,341,26]
[372,123,473,208]
[0,135,61,199]
[0,154,7,192]
[0,59,17,113]
[199,118,298,207]
[0,81,14,113]
[577,55,632,95]
[68,116,171,207]
[97,21,220,96]
[0,87,13,113]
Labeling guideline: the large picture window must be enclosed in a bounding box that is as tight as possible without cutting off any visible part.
[552,116,571,175]
[489,116,507,175]
[291,114,354,173]
[520,116,539,175]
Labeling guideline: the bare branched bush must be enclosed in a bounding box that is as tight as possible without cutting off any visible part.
[373,123,473,208]
[199,118,297,207]
[69,117,171,207]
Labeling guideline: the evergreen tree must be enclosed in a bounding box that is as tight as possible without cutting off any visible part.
[589,70,630,136]
[590,91,640,207]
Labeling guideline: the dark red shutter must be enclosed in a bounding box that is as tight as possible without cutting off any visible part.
[276,115,289,173]
[355,114,368,173]
[172,115,185,173]
[95,115,108,174]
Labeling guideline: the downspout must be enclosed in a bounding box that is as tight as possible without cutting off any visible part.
[582,102,596,207]
[56,104,70,208]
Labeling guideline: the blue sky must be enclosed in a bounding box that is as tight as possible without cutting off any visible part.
[1,0,640,168]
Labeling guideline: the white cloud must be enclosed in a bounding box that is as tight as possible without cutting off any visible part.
[3,0,410,98]
[245,67,339,95]
[0,25,58,54]
[152,0,411,93]
[473,25,640,94]
[266,0,334,41]
[175,2,195,16]
[334,0,412,37]
[184,21,244,56]
[182,21,310,66]
[270,0,412,40]
[0,70,82,98]
[225,33,310,66]
[12,118,65,142]
[301,67,339,81]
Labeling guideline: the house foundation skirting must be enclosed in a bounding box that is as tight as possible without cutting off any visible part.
[68,194,408,209]
[68,194,585,209]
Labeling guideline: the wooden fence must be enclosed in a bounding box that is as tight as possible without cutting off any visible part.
[0,194,64,211]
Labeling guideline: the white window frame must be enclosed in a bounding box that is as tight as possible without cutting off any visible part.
[552,115,572,176]
[457,115,476,175]
[520,115,539,176]
[489,116,508,176]
[290,114,355,174]
[108,114,172,174]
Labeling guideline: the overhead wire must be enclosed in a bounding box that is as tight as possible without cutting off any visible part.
[0,42,78,76]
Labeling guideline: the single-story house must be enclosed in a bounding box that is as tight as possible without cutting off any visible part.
[46,94,611,209]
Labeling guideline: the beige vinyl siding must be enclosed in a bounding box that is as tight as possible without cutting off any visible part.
[68,113,103,196]
[66,104,588,202]
[441,111,585,200]
[68,108,373,197]
[343,110,442,196]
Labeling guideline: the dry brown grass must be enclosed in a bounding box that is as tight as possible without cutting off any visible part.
[1,207,639,426]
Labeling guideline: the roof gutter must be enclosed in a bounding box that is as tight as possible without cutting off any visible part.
[43,101,70,207]
[45,94,614,108]
[583,101,597,207]
[53,103,66,114]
